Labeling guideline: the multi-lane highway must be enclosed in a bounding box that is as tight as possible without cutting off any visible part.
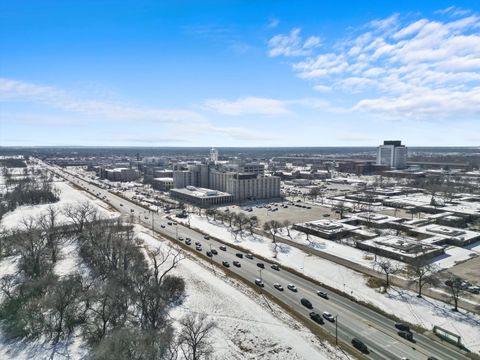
[47,163,469,360]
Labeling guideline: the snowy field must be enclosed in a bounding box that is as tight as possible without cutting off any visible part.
[1,179,118,230]
[136,227,347,360]
[176,214,480,353]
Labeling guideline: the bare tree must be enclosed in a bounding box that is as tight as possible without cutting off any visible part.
[445,275,464,312]
[283,220,292,238]
[247,215,258,235]
[263,220,282,258]
[38,205,61,263]
[374,259,400,289]
[178,313,216,360]
[334,201,347,219]
[64,201,97,233]
[234,213,248,233]
[309,187,321,202]
[406,258,439,298]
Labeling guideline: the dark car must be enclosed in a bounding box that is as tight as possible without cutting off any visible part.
[245,253,254,259]
[271,264,280,271]
[257,263,265,269]
[398,331,413,341]
[222,261,230,268]
[233,261,241,267]
[300,298,313,309]
[204,235,210,240]
[160,224,166,228]
[211,249,218,255]
[167,222,172,225]
[206,251,213,257]
[236,253,243,258]
[427,357,438,360]
[185,239,192,245]
[317,291,328,299]
[351,338,368,352]
[309,312,324,324]
[395,323,410,332]
[219,246,227,251]
[178,237,184,241]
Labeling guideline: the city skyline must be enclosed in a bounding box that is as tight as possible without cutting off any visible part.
[1,0,479,147]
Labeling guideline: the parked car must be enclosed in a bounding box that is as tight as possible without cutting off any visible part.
[257,263,265,269]
[351,338,368,352]
[322,312,335,322]
[222,261,230,268]
[309,312,324,324]
[233,261,241,267]
[255,279,264,287]
[245,253,254,259]
[168,222,172,225]
[236,253,243,258]
[300,298,313,309]
[287,284,298,292]
[317,291,328,299]
[271,264,280,271]
[273,283,284,291]
[219,245,227,251]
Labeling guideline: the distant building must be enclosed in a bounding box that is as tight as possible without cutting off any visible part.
[376,140,408,169]
[152,177,174,192]
[170,186,233,207]
[209,148,219,164]
[100,167,140,182]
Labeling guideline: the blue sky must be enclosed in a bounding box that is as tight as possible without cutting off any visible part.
[1,0,479,147]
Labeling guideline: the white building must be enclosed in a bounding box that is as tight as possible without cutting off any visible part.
[377,140,408,169]
[209,148,219,164]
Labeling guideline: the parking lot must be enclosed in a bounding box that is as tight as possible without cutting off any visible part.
[219,201,336,226]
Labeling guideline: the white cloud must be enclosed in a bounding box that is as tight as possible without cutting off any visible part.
[204,96,291,116]
[269,9,480,120]
[0,78,204,123]
[268,28,321,57]
[267,17,280,29]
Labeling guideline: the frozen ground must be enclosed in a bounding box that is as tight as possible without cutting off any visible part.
[135,226,347,360]
[1,180,118,230]
[176,214,480,353]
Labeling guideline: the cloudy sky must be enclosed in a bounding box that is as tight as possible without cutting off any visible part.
[1,0,479,147]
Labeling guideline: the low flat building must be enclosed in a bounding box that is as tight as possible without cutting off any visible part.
[293,219,359,240]
[170,186,233,207]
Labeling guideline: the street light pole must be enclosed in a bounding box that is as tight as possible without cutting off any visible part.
[335,315,338,346]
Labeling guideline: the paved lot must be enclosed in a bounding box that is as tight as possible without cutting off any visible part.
[446,254,480,284]
[219,201,336,226]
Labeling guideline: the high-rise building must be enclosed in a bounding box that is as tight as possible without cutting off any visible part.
[209,148,219,164]
[376,140,408,169]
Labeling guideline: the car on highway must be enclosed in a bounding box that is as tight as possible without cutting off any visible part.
[273,283,284,291]
[322,312,335,322]
[256,263,265,269]
[206,251,213,257]
[309,312,324,324]
[219,246,227,251]
[130,209,134,213]
[255,279,264,287]
[185,239,192,245]
[161,224,165,228]
[120,204,123,206]
[222,261,230,268]
[271,264,280,271]
[317,291,328,299]
[287,284,298,292]
[204,235,210,240]
[245,253,254,259]
[195,245,202,251]
[185,237,191,241]
[211,249,218,255]
[394,323,410,332]
[398,330,413,341]
[300,298,313,309]
[233,261,241,267]
[178,237,184,241]
[168,222,172,225]
[351,338,367,353]
[236,253,243,258]
[427,357,438,360]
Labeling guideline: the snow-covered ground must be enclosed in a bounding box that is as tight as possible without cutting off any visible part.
[136,227,347,360]
[1,180,118,230]
[176,214,480,353]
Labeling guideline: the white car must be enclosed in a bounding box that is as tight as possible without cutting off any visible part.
[322,312,335,322]
[287,284,297,292]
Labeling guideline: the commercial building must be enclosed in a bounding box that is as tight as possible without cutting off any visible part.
[152,177,174,192]
[377,140,408,169]
[170,186,233,207]
[100,167,140,182]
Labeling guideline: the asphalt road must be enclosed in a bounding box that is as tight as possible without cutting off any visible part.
[47,164,469,360]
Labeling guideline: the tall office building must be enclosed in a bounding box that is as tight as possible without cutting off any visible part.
[209,148,219,164]
[376,140,408,169]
